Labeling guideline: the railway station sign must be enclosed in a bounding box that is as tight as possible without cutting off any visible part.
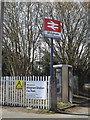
[43,18,61,39]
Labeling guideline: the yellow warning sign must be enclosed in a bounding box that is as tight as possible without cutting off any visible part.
[15,80,23,90]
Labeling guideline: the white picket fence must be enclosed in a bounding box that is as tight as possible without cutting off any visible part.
[0,76,50,110]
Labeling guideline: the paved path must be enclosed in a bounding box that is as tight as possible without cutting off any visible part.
[0,99,89,119]
[0,106,89,119]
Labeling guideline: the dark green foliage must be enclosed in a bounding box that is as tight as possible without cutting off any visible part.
[41,54,58,76]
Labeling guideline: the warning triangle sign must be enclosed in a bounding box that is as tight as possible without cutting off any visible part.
[15,80,23,90]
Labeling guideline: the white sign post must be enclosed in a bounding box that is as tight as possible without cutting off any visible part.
[26,81,47,99]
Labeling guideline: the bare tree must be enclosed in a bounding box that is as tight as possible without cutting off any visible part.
[3,2,89,89]
[3,2,42,76]
[42,2,89,89]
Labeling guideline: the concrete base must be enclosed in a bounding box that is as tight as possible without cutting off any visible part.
[50,77,57,112]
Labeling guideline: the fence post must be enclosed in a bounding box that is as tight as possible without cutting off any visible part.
[48,76,51,110]
[6,76,9,105]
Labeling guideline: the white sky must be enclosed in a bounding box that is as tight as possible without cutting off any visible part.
[1,0,89,2]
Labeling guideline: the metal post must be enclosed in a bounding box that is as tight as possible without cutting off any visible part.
[39,45,41,76]
[50,38,57,111]
[51,38,53,77]
[0,2,4,81]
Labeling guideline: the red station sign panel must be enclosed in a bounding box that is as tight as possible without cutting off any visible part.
[43,18,61,39]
